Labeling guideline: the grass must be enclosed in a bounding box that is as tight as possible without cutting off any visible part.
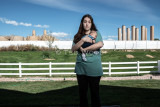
[0,49,160,63]
[0,50,160,106]
[0,49,159,77]
[0,80,160,107]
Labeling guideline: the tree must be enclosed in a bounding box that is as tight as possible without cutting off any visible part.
[45,30,55,51]
[42,31,55,59]
[154,38,159,41]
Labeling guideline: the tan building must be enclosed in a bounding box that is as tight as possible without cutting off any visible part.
[118,25,155,41]
[118,28,122,40]
[145,28,147,40]
[127,28,130,40]
[135,28,139,40]
[0,29,58,41]
[26,29,39,41]
[44,29,47,36]
[122,25,126,40]
[0,36,9,41]
[10,36,25,41]
[0,35,25,41]
[131,26,135,40]
[41,29,59,41]
[150,26,154,41]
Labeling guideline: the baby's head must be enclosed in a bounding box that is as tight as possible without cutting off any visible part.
[90,31,95,35]
[90,31,97,39]
[89,31,96,43]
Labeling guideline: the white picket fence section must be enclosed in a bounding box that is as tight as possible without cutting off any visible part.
[0,60,160,77]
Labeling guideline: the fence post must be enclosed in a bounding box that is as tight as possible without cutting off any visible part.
[158,60,160,73]
[19,62,22,77]
[49,62,52,76]
[109,62,111,76]
[137,61,139,74]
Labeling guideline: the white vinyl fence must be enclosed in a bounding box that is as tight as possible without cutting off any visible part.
[0,60,160,77]
[0,41,160,49]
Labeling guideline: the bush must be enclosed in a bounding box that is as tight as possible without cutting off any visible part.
[0,44,59,51]
[42,51,50,58]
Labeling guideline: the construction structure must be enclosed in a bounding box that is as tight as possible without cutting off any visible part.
[0,30,58,41]
[118,25,154,41]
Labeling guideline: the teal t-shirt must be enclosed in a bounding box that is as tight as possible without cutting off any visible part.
[72,31,104,76]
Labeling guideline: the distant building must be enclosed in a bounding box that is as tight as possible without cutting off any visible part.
[0,29,58,41]
[118,25,154,41]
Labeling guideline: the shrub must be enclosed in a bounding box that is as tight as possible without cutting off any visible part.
[0,44,59,51]
[42,51,50,58]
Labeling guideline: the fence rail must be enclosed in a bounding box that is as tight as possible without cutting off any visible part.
[0,60,160,77]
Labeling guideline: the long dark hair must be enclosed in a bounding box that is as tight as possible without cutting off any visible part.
[73,14,97,44]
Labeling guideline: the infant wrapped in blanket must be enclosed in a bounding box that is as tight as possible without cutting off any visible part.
[80,31,100,61]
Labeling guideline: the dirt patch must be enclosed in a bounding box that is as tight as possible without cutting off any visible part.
[126,50,134,52]
[101,50,108,54]
[146,54,154,58]
[126,54,134,58]
[151,50,156,52]
[44,58,56,60]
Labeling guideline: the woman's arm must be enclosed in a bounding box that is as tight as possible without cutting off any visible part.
[84,41,103,51]
[71,39,84,53]
[71,35,92,53]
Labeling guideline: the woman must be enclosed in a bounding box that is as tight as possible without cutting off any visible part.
[71,14,104,107]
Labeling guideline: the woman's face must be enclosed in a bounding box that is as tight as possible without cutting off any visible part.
[83,17,92,31]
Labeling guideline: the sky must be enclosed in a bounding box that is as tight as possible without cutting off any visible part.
[0,0,160,41]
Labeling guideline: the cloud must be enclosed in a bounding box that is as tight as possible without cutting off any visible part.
[23,0,160,22]
[99,0,151,13]
[0,17,49,28]
[102,35,117,40]
[34,24,49,28]
[19,22,32,26]
[58,36,74,41]
[106,38,115,41]
[5,20,19,26]
[24,0,150,14]
[108,35,117,38]
[0,17,31,26]
[48,32,71,40]
[24,0,90,13]
[49,32,69,37]
[89,0,160,22]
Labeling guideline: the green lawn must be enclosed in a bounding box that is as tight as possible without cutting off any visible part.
[0,49,160,63]
[0,50,159,77]
[0,80,160,107]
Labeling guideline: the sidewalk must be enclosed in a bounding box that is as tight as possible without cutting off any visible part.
[0,74,160,82]
[0,105,120,107]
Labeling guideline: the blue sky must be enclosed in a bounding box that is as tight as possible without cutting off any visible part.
[0,0,160,40]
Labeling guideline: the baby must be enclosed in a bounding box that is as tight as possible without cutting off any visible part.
[80,31,100,61]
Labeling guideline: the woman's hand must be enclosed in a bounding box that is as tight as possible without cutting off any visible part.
[82,35,92,43]
[80,47,87,53]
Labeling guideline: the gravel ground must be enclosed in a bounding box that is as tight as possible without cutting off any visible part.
[0,74,160,82]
